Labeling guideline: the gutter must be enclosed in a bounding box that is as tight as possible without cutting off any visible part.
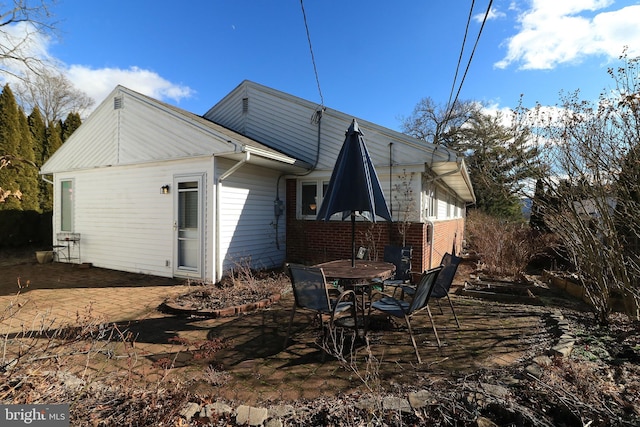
[425,157,464,183]
[215,151,250,282]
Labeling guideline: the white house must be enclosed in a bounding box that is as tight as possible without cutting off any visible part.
[41,81,475,282]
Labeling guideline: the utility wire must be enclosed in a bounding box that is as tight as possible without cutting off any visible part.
[300,0,324,107]
[443,0,494,128]
[446,0,475,115]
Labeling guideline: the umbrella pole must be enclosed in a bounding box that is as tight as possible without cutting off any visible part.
[351,212,356,267]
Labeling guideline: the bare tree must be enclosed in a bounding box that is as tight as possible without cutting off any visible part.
[530,51,640,323]
[15,68,94,124]
[400,97,481,146]
[0,153,34,202]
[0,1,57,81]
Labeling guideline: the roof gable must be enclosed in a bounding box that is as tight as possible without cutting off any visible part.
[204,80,461,170]
[204,80,475,202]
[42,86,305,174]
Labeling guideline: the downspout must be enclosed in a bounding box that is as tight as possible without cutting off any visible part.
[215,151,250,282]
[273,107,323,250]
[388,142,393,217]
[41,175,54,185]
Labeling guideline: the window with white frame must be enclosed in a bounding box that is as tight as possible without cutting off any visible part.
[425,185,437,218]
[299,180,329,218]
[60,180,74,231]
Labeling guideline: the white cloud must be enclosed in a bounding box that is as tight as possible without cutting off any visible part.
[65,65,194,111]
[496,0,640,70]
[0,22,195,116]
[0,21,53,80]
[474,6,506,23]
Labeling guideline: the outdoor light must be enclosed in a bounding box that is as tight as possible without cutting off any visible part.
[161,185,170,194]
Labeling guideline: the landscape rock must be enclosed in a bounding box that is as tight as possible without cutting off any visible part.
[480,383,509,399]
[236,405,268,426]
[408,390,431,409]
[532,355,553,367]
[200,402,232,419]
[355,396,379,411]
[476,415,500,427]
[383,396,412,413]
[266,419,283,427]
[268,404,295,418]
[179,402,200,422]
[551,339,575,357]
[525,363,544,379]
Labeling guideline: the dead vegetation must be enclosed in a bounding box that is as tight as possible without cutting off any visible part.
[0,252,639,425]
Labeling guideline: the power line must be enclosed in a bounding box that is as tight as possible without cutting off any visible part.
[443,0,494,130]
[446,0,475,115]
[300,0,324,107]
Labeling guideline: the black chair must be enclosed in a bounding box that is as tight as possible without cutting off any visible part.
[368,266,443,363]
[431,253,463,328]
[385,253,462,328]
[283,263,358,351]
[383,245,412,283]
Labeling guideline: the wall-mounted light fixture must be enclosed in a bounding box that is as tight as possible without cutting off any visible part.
[161,185,170,194]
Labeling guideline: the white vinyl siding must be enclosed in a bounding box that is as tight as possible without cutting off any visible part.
[423,179,464,221]
[54,158,212,278]
[216,158,286,272]
[205,81,459,172]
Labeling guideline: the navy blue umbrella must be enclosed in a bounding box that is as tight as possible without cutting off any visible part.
[317,119,392,266]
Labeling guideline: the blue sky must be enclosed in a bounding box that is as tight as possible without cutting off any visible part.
[6,0,640,131]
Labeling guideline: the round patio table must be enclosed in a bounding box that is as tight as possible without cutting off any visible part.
[314,259,395,283]
[314,259,396,321]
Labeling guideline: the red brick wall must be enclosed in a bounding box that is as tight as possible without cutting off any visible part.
[285,179,465,271]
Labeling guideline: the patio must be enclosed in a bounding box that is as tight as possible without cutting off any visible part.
[0,251,559,406]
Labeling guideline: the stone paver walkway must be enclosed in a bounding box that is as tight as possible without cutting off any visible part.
[0,255,562,404]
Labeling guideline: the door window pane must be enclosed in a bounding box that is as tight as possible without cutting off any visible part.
[178,181,199,270]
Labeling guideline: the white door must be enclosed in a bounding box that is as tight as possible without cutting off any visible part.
[174,175,203,278]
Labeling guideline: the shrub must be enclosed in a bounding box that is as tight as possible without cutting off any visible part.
[466,210,552,278]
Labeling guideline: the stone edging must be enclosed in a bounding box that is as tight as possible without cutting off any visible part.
[159,294,282,318]
[173,309,579,426]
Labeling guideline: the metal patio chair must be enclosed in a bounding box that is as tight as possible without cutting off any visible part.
[431,253,463,328]
[368,266,443,363]
[384,253,462,328]
[283,263,358,352]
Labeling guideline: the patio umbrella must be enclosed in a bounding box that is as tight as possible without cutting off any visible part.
[317,119,392,267]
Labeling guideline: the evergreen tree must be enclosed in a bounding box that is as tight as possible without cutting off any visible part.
[456,111,541,219]
[46,121,63,162]
[62,112,82,141]
[401,97,541,220]
[15,107,39,211]
[29,107,46,165]
[0,85,25,210]
[29,107,49,211]
[529,178,548,231]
